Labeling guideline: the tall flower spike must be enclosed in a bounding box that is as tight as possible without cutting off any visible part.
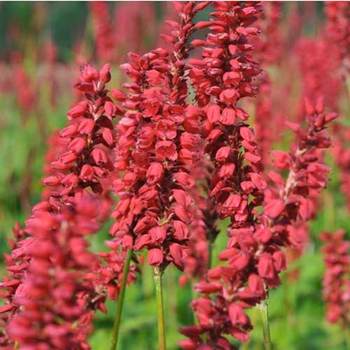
[296,38,342,113]
[0,64,118,349]
[181,99,337,349]
[110,2,209,272]
[113,2,157,60]
[254,2,283,165]
[256,2,283,65]
[181,3,265,348]
[325,2,350,76]
[12,58,37,120]
[188,0,264,247]
[45,63,116,201]
[321,230,350,327]
[42,39,58,109]
[333,125,350,212]
[90,2,116,62]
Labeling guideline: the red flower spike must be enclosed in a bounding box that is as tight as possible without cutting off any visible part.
[181,2,338,346]
[0,64,123,349]
[253,2,283,165]
[321,230,350,327]
[111,1,211,281]
[182,2,266,347]
[89,2,115,62]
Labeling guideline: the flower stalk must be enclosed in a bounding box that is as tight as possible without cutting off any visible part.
[154,267,166,350]
[258,300,272,350]
[110,249,132,350]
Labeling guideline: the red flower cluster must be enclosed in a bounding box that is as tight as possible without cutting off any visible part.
[325,2,350,74]
[254,2,284,165]
[43,64,116,200]
[110,2,209,272]
[264,100,336,255]
[181,99,337,348]
[180,3,265,348]
[89,2,115,62]
[89,1,158,64]
[296,38,342,112]
[188,0,263,219]
[113,2,156,58]
[321,230,350,326]
[42,131,67,192]
[256,2,283,65]
[333,125,350,211]
[12,60,37,120]
[42,39,58,109]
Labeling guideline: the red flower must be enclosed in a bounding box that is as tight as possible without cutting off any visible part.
[155,140,178,161]
[325,2,350,75]
[148,248,164,266]
[264,199,285,219]
[89,2,115,62]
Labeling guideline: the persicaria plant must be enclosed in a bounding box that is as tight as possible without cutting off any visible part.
[0,2,349,350]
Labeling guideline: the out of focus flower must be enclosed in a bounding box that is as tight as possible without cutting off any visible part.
[12,60,37,120]
[296,38,342,113]
[325,2,350,74]
[321,230,350,326]
[254,2,284,165]
[114,2,156,58]
[333,125,350,212]
[90,2,115,62]
[42,39,59,108]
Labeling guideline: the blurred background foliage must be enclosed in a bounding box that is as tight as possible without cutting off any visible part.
[0,2,349,350]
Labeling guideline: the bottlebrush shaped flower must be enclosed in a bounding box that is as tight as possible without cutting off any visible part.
[0,64,119,349]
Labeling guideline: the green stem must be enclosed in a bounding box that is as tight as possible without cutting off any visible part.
[344,329,350,349]
[258,300,272,350]
[241,341,249,350]
[110,249,132,350]
[208,241,212,269]
[154,267,166,350]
